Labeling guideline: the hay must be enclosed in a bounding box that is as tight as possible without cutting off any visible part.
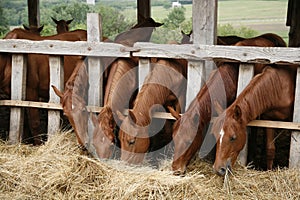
[1,131,300,200]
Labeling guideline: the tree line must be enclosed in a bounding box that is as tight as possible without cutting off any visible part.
[0,0,257,43]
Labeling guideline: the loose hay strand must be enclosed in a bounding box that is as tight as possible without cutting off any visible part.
[1,131,300,199]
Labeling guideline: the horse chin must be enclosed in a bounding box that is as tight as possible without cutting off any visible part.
[172,159,187,176]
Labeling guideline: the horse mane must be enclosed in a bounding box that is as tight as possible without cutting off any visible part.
[184,63,239,128]
[62,60,89,108]
[222,66,286,125]
[258,33,287,47]
[132,59,187,125]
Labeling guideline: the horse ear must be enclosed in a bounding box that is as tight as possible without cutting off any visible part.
[38,25,44,33]
[128,110,137,124]
[214,100,224,115]
[116,110,125,122]
[23,24,30,30]
[188,30,193,36]
[51,17,58,24]
[167,106,181,120]
[67,19,74,24]
[51,85,63,99]
[233,105,242,121]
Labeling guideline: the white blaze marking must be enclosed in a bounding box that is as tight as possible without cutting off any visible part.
[72,104,75,110]
[219,129,225,147]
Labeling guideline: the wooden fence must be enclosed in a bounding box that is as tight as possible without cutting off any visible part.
[1,12,300,168]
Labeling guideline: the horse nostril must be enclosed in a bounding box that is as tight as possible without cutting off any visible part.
[218,167,227,176]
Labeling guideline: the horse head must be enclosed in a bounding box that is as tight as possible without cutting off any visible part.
[51,17,74,33]
[117,110,150,164]
[23,24,44,35]
[91,106,116,159]
[212,104,247,176]
[168,106,201,176]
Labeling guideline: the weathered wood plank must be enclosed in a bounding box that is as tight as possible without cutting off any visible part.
[138,58,151,90]
[132,42,300,64]
[3,99,300,130]
[9,54,27,144]
[87,13,103,145]
[185,61,205,109]
[290,66,300,168]
[0,39,131,57]
[236,63,255,166]
[48,56,64,136]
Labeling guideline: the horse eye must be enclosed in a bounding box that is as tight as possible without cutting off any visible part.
[128,139,135,145]
[230,135,237,142]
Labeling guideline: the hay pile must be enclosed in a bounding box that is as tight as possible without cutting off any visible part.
[1,131,299,200]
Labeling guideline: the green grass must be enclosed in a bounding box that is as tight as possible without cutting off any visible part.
[121,0,289,41]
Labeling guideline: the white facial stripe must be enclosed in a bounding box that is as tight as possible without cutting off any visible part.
[72,104,75,110]
[219,129,225,147]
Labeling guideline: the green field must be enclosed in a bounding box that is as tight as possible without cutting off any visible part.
[122,0,289,40]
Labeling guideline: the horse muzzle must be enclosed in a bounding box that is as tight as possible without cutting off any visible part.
[213,160,232,176]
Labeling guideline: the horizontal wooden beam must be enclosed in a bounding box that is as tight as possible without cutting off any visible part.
[1,40,300,64]
[133,42,300,64]
[0,39,132,57]
[1,100,300,130]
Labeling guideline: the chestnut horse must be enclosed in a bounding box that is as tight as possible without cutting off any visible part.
[22,25,44,35]
[51,17,74,34]
[180,30,245,45]
[168,33,286,175]
[2,28,87,145]
[90,57,138,159]
[212,64,296,176]
[52,59,89,148]
[117,58,187,164]
[51,17,162,153]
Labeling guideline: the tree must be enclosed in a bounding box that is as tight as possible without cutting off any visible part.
[0,2,9,37]
[163,7,186,29]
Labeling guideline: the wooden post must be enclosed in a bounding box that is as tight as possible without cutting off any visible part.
[48,56,64,136]
[287,0,300,47]
[236,63,255,166]
[137,0,151,23]
[87,13,103,141]
[9,54,27,144]
[138,58,151,90]
[27,0,40,27]
[186,0,217,108]
[289,66,300,168]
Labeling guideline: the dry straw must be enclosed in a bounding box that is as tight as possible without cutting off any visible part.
[1,131,299,200]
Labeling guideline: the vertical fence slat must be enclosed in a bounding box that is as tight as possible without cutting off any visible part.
[186,0,217,109]
[289,66,300,167]
[236,63,255,166]
[185,61,205,108]
[48,56,64,135]
[9,54,27,144]
[138,58,151,90]
[87,13,103,140]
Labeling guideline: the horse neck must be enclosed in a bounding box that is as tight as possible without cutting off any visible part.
[105,58,137,111]
[133,83,171,126]
[229,68,283,124]
[186,63,239,127]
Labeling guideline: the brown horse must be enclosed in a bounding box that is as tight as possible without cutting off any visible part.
[51,17,74,34]
[22,25,44,35]
[117,58,187,164]
[168,33,287,176]
[180,30,245,45]
[52,59,89,148]
[212,64,296,176]
[114,17,163,47]
[2,28,87,145]
[90,57,138,159]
